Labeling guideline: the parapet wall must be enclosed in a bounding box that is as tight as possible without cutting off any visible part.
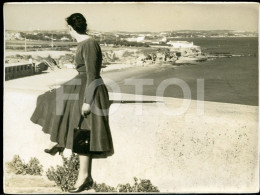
[4,89,259,192]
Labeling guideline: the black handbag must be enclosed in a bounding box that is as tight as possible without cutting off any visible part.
[73,116,91,154]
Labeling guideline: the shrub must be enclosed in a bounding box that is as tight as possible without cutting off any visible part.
[117,183,134,192]
[26,157,43,176]
[58,54,74,64]
[93,182,117,192]
[46,153,79,191]
[6,155,27,175]
[117,177,159,192]
[25,55,32,60]
[46,154,160,192]
[6,155,43,176]
[15,54,23,59]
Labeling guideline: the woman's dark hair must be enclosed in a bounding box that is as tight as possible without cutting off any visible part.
[66,13,87,34]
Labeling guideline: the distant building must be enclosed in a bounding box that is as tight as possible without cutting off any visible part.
[159,32,168,36]
[151,41,160,45]
[161,37,167,42]
[151,37,167,44]
[5,34,12,40]
[125,36,145,42]
[14,33,21,39]
[61,37,70,41]
[125,37,136,42]
[137,36,145,42]
[69,47,77,51]
[167,41,195,48]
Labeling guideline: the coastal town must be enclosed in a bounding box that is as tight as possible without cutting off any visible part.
[5,29,257,80]
[5,29,257,42]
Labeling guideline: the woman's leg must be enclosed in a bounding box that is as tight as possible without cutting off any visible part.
[45,135,59,150]
[47,140,58,148]
[74,154,92,187]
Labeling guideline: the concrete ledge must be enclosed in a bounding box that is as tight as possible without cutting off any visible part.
[4,89,259,193]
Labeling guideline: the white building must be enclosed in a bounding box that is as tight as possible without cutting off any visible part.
[136,36,145,42]
[159,32,168,36]
[161,37,167,42]
[150,37,167,44]
[126,36,145,42]
[14,33,21,39]
[5,32,23,40]
[125,37,137,42]
[61,37,70,41]
[167,41,194,48]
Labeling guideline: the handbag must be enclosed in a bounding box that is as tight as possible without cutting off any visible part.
[73,116,91,154]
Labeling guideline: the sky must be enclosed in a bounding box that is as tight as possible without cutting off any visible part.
[3,2,259,32]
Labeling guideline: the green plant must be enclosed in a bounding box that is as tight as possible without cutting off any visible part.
[26,157,43,175]
[6,155,27,175]
[25,55,32,60]
[6,155,43,176]
[46,153,79,191]
[117,177,159,192]
[46,154,159,192]
[117,183,134,192]
[15,54,23,58]
[92,182,117,192]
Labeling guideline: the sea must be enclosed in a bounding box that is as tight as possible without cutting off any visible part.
[178,37,258,56]
[184,37,259,106]
[114,37,259,106]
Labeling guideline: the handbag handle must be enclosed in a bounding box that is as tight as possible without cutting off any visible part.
[77,116,85,129]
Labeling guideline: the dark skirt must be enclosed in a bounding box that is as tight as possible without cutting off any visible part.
[30,72,114,156]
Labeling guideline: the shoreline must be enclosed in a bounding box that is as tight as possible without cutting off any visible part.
[4,64,159,93]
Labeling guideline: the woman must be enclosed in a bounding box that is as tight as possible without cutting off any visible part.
[30,13,114,193]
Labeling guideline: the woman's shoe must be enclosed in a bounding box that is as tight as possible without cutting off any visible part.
[44,144,64,156]
[68,176,94,193]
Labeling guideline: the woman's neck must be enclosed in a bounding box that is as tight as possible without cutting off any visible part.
[74,34,90,43]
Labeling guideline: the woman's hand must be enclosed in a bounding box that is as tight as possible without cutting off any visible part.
[81,103,91,117]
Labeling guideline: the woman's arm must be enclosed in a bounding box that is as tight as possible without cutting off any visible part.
[82,40,101,105]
